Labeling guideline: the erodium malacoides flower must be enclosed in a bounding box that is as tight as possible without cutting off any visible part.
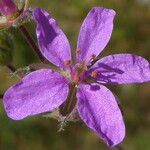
[3,7,150,147]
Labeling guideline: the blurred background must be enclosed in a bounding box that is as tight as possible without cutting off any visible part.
[0,0,150,149]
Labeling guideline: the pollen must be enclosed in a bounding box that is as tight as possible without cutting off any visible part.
[64,60,71,67]
[91,54,96,59]
[76,48,81,54]
[91,70,98,78]
[74,75,80,83]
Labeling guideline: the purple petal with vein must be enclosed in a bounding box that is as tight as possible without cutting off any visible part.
[90,54,150,84]
[76,7,115,64]
[77,83,125,147]
[33,8,71,68]
[3,69,69,120]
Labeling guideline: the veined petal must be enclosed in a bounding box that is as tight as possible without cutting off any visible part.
[3,69,69,120]
[0,0,17,16]
[90,54,150,84]
[33,8,71,68]
[76,7,115,64]
[77,83,125,147]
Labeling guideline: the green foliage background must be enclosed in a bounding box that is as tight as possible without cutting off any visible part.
[0,0,150,149]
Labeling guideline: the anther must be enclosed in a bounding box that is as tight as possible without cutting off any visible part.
[74,74,80,83]
[64,60,71,67]
[91,70,98,78]
[91,54,96,60]
[76,48,81,54]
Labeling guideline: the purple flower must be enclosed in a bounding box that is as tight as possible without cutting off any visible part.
[3,7,150,147]
[0,0,17,16]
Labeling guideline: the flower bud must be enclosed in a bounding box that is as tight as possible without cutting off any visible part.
[0,0,29,30]
[0,0,17,16]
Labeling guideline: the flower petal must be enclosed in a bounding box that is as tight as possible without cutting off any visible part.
[3,69,69,120]
[76,7,116,64]
[77,83,125,147]
[90,54,150,84]
[33,8,71,68]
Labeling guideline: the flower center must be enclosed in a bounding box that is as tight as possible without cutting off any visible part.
[60,58,97,118]
[70,63,87,84]
[63,57,98,85]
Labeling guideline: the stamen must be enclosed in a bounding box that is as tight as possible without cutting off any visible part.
[91,70,98,78]
[77,64,84,74]
[74,73,80,83]
[91,54,96,60]
[76,48,81,54]
[88,54,97,65]
[64,60,71,67]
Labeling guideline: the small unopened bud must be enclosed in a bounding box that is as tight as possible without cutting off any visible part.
[0,0,17,16]
[0,0,30,30]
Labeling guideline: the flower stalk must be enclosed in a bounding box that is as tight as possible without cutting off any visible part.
[115,145,125,150]
[0,94,3,99]
[0,64,16,99]
[60,84,77,116]
[6,64,16,72]
[19,25,47,63]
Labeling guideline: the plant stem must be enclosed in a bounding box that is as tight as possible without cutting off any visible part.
[6,64,16,72]
[60,84,77,116]
[115,145,125,150]
[6,64,24,78]
[0,94,3,99]
[19,25,46,63]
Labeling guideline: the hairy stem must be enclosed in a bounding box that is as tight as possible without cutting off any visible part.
[60,84,77,116]
[0,94,3,99]
[6,64,16,72]
[19,25,47,63]
[115,145,125,150]
[66,86,77,114]
[19,25,65,76]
